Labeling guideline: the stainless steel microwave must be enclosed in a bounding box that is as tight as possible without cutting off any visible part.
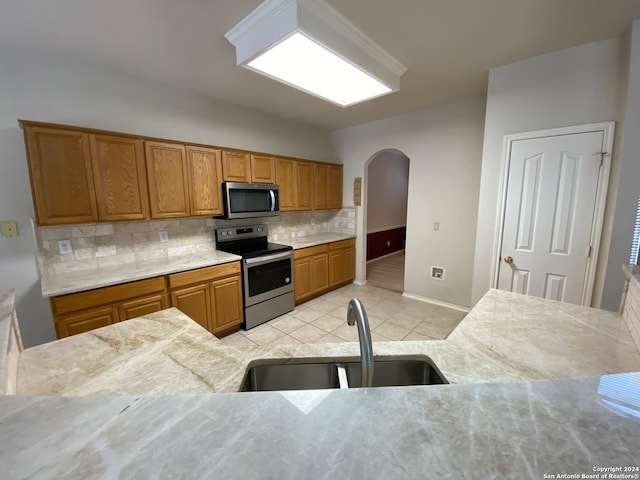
[221,182,280,219]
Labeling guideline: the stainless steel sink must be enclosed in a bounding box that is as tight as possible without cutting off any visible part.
[239,356,448,392]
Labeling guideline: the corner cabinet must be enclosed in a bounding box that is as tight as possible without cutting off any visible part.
[168,262,243,336]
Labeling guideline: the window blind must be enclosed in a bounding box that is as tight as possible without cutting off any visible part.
[630,195,640,265]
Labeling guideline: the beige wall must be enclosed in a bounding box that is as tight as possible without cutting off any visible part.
[366,150,409,233]
[471,38,628,308]
[331,97,486,308]
[0,50,335,347]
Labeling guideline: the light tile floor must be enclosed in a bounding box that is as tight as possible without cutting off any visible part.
[220,283,467,347]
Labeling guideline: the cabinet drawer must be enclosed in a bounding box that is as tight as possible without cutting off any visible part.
[293,244,328,260]
[52,277,167,315]
[168,262,241,289]
[329,238,355,251]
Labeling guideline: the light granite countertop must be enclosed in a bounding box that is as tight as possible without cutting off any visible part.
[40,233,356,297]
[6,289,640,478]
[17,289,640,395]
[0,289,22,394]
[2,372,639,479]
[280,232,356,249]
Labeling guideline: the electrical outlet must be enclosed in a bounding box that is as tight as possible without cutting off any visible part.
[0,221,18,237]
[159,231,169,243]
[433,222,440,231]
[58,240,73,255]
[311,218,316,226]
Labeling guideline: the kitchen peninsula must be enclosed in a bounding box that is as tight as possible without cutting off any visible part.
[2,287,640,478]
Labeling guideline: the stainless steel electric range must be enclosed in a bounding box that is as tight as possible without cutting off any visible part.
[215,224,294,330]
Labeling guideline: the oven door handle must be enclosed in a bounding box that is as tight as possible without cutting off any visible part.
[269,189,276,211]
[244,251,292,265]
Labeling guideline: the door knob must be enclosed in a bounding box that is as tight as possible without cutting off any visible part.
[503,256,513,263]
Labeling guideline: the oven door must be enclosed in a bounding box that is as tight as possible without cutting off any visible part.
[243,251,294,307]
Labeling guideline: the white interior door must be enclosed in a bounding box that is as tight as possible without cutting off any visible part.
[497,131,604,304]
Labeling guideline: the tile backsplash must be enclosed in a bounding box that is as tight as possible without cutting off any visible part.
[35,208,356,277]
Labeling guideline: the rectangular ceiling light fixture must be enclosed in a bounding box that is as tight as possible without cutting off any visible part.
[225,0,407,107]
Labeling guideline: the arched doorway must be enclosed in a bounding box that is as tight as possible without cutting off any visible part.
[365,149,410,292]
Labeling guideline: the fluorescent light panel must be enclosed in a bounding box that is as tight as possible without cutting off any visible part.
[247,32,391,106]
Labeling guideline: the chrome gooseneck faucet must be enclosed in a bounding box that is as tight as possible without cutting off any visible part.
[347,298,373,387]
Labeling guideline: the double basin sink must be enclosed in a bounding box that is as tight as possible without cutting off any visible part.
[240,355,448,391]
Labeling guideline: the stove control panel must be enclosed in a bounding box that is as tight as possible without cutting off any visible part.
[216,224,268,243]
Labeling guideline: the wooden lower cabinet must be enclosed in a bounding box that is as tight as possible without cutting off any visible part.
[328,239,356,288]
[51,277,168,339]
[56,305,119,338]
[294,239,355,305]
[294,244,329,303]
[169,262,243,337]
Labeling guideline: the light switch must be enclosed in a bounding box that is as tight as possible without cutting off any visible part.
[433,222,440,231]
[1,221,18,237]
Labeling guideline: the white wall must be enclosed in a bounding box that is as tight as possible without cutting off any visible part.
[331,97,486,308]
[471,38,627,307]
[0,50,335,347]
[366,150,409,232]
[601,20,640,310]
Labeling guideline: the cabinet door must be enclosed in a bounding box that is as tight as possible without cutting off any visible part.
[294,161,313,211]
[210,275,243,333]
[344,247,355,282]
[119,294,167,321]
[294,256,312,302]
[170,284,212,331]
[313,163,328,210]
[186,146,224,216]
[91,134,149,221]
[328,250,345,287]
[275,158,295,211]
[311,253,329,294]
[251,154,276,183]
[327,164,343,209]
[222,151,250,182]
[145,142,190,218]
[25,126,98,225]
[56,306,119,338]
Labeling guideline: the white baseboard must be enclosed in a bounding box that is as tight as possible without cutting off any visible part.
[401,292,470,312]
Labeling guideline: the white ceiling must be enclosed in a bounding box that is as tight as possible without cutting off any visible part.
[1,0,640,130]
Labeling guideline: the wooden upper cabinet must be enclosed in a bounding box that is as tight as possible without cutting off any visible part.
[276,157,295,211]
[186,146,223,216]
[145,141,190,218]
[222,150,250,182]
[327,164,343,209]
[294,161,313,211]
[24,126,99,225]
[90,135,149,221]
[313,163,328,210]
[251,154,276,184]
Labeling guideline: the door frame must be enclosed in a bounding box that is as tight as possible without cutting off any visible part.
[491,122,615,306]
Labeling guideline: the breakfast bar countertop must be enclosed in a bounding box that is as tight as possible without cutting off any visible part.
[17,289,640,395]
[5,288,640,479]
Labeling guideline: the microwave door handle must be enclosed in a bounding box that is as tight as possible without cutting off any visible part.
[269,189,276,211]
